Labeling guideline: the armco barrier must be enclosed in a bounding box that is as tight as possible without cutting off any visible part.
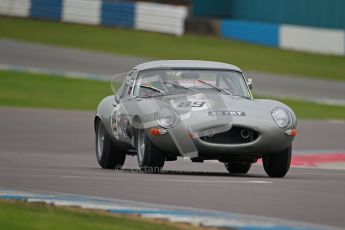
[0,0,187,36]
[0,0,30,17]
[30,0,62,21]
[220,20,279,47]
[220,19,345,56]
[63,0,101,25]
[101,0,134,28]
[135,2,188,36]
[280,25,345,56]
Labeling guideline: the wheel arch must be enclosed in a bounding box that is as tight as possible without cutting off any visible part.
[94,95,115,133]
[94,115,102,133]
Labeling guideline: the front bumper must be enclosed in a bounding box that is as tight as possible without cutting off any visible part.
[149,118,296,157]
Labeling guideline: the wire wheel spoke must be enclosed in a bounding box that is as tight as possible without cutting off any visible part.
[97,124,105,158]
[137,130,145,162]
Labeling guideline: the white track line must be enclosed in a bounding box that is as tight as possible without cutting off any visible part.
[2,173,272,184]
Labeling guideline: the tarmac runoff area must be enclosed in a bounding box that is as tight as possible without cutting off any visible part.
[0,107,345,229]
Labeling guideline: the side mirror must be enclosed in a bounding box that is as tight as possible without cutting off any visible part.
[247,78,253,89]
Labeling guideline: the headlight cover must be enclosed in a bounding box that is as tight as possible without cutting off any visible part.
[155,107,179,128]
[271,107,293,129]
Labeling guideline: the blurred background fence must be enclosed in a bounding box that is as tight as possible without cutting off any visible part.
[192,0,345,30]
[1,0,344,55]
[189,0,345,55]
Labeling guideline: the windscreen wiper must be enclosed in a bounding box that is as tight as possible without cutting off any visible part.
[136,85,166,98]
[233,95,252,100]
[197,80,232,95]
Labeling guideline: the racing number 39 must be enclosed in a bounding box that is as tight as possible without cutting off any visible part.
[178,101,205,108]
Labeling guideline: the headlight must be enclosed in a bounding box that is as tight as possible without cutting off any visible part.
[271,107,293,129]
[155,107,179,128]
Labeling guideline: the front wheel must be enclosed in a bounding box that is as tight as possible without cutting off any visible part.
[224,162,251,174]
[263,145,291,178]
[136,129,165,173]
[96,121,126,169]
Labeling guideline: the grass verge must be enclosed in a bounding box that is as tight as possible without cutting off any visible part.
[256,96,345,120]
[0,70,112,110]
[0,70,344,119]
[0,200,194,230]
[1,17,345,81]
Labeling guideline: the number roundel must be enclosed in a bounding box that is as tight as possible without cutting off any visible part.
[178,101,206,108]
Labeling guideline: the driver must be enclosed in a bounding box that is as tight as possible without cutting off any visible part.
[138,71,168,97]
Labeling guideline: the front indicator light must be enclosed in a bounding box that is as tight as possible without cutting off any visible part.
[285,129,297,136]
[149,128,167,136]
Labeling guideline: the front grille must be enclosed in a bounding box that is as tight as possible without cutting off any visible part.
[201,126,259,144]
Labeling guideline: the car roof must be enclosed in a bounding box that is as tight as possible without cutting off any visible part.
[132,60,242,72]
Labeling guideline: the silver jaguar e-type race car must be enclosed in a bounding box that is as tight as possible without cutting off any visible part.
[94,60,297,177]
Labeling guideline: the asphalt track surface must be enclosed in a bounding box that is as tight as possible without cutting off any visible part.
[1,107,345,228]
[1,39,345,105]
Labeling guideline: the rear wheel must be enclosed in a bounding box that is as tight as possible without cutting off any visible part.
[263,145,291,178]
[96,121,126,169]
[224,162,251,174]
[136,129,165,173]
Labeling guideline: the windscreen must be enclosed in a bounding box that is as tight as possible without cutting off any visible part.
[133,69,251,98]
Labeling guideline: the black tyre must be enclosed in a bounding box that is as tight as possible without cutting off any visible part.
[96,121,126,169]
[263,145,291,178]
[136,129,165,173]
[225,162,251,174]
